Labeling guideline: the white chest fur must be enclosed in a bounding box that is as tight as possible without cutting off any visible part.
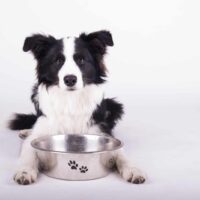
[38,84,104,134]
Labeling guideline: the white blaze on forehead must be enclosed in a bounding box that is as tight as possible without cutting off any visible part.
[58,37,83,90]
[64,36,76,59]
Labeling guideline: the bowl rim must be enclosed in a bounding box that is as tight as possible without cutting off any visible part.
[31,134,123,154]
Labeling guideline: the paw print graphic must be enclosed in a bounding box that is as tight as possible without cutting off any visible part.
[79,166,88,173]
[68,160,78,170]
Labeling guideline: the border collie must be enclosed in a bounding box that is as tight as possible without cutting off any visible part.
[9,30,146,185]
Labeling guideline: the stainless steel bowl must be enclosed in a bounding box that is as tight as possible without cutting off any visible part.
[31,134,123,181]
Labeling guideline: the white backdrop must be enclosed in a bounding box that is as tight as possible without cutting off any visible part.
[0,0,200,200]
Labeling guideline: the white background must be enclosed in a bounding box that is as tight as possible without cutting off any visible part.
[0,0,200,199]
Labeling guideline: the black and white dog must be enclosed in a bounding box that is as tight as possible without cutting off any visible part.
[9,30,146,185]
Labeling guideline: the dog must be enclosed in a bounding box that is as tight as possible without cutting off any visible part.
[9,30,146,185]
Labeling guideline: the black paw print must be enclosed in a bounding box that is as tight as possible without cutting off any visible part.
[68,160,78,170]
[79,166,88,173]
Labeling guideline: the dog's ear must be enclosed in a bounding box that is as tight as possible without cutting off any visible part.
[23,34,56,59]
[86,30,114,47]
[80,30,114,55]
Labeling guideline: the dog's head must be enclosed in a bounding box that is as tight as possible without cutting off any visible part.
[23,30,113,91]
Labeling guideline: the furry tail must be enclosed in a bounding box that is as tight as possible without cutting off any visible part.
[8,113,37,130]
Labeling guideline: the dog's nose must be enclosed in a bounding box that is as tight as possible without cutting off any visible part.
[64,75,77,87]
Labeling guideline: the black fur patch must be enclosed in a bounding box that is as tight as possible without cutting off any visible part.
[79,30,113,84]
[74,37,105,84]
[8,113,37,130]
[23,34,64,86]
[31,84,43,116]
[92,98,124,135]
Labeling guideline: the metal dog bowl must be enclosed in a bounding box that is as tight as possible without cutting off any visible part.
[31,134,123,181]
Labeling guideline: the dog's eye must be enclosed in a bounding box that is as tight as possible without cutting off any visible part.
[77,57,85,65]
[56,55,65,65]
[74,54,85,66]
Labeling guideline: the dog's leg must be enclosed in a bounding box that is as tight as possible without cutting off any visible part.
[115,150,146,184]
[14,117,50,185]
[13,139,38,185]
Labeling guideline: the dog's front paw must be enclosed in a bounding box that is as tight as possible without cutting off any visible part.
[13,169,37,185]
[119,166,146,184]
